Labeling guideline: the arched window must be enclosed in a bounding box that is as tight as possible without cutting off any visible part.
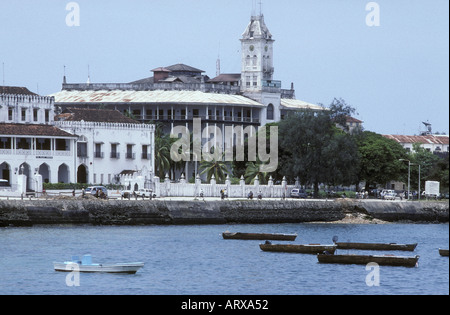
[267,104,274,120]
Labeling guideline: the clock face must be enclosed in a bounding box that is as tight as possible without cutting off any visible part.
[249,45,255,52]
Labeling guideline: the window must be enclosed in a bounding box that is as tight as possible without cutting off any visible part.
[33,109,39,122]
[17,138,31,150]
[94,143,103,158]
[267,104,274,120]
[8,108,13,120]
[37,138,51,150]
[45,110,50,123]
[126,144,135,159]
[142,145,149,159]
[0,137,12,149]
[193,109,199,118]
[77,142,88,157]
[110,143,119,159]
[21,108,26,121]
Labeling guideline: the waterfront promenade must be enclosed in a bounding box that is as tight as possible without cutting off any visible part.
[1,195,448,227]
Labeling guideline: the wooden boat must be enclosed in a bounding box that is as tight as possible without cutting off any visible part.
[222,232,297,241]
[317,253,420,267]
[260,243,336,254]
[53,255,144,274]
[336,242,417,251]
[439,249,449,257]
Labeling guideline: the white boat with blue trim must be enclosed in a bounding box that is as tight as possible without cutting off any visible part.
[53,255,144,274]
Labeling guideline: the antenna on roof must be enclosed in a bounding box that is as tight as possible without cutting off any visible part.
[216,42,221,77]
[2,62,5,86]
[63,65,67,84]
[87,64,91,85]
[259,0,263,15]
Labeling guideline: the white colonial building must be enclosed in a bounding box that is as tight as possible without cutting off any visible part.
[1,86,155,195]
[55,108,155,187]
[1,87,77,194]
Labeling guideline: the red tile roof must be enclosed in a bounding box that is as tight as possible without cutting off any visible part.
[383,134,449,145]
[0,86,38,96]
[56,108,139,124]
[0,123,77,137]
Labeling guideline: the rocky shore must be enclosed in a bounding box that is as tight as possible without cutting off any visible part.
[0,198,448,227]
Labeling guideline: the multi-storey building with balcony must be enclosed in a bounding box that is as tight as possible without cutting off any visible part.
[51,13,324,132]
[54,108,155,186]
[50,13,324,179]
[0,86,77,192]
[1,86,155,193]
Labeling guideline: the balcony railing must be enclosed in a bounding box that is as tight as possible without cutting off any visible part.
[94,151,104,158]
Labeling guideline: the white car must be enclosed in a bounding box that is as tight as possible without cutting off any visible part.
[136,189,153,198]
[383,192,397,200]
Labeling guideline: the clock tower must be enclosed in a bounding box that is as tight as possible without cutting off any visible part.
[240,13,280,124]
[240,14,274,92]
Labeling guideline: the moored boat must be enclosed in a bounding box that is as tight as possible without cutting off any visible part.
[53,255,144,274]
[317,253,420,267]
[222,232,297,241]
[335,242,417,251]
[260,243,336,254]
[439,249,449,257]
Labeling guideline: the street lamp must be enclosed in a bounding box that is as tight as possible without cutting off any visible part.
[399,159,411,200]
[411,162,421,201]
[399,159,421,201]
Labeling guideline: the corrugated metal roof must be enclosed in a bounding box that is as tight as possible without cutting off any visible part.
[50,90,264,107]
[280,99,325,111]
[383,135,449,145]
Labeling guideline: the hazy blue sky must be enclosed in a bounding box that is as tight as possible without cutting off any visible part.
[1,0,448,135]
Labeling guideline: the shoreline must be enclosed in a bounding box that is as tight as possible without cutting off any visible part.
[0,198,448,227]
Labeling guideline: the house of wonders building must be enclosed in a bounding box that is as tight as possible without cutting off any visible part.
[50,13,324,179]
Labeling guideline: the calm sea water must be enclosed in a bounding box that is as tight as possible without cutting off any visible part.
[0,223,448,295]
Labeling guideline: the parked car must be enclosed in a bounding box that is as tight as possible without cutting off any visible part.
[0,179,9,187]
[85,186,108,198]
[121,189,134,198]
[290,188,308,199]
[383,192,397,200]
[136,189,153,198]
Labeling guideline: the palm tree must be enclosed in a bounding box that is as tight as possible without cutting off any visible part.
[244,161,271,184]
[199,150,230,183]
[154,124,172,178]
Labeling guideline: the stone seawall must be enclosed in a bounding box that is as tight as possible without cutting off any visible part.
[0,199,448,227]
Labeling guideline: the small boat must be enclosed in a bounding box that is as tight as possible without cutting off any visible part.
[53,255,144,274]
[317,253,420,267]
[222,232,297,241]
[336,242,417,251]
[260,243,336,254]
[439,249,449,257]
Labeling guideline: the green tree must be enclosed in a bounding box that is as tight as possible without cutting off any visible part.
[154,124,172,178]
[355,131,408,190]
[409,143,448,191]
[244,161,271,184]
[278,98,359,197]
[199,150,230,183]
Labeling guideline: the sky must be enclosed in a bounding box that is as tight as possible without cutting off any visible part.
[0,0,448,136]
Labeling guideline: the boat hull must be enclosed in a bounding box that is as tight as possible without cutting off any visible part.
[336,242,417,251]
[223,232,297,241]
[260,244,336,254]
[439,249,449,257]
[54,262,144,274]
[317,254,419,267]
